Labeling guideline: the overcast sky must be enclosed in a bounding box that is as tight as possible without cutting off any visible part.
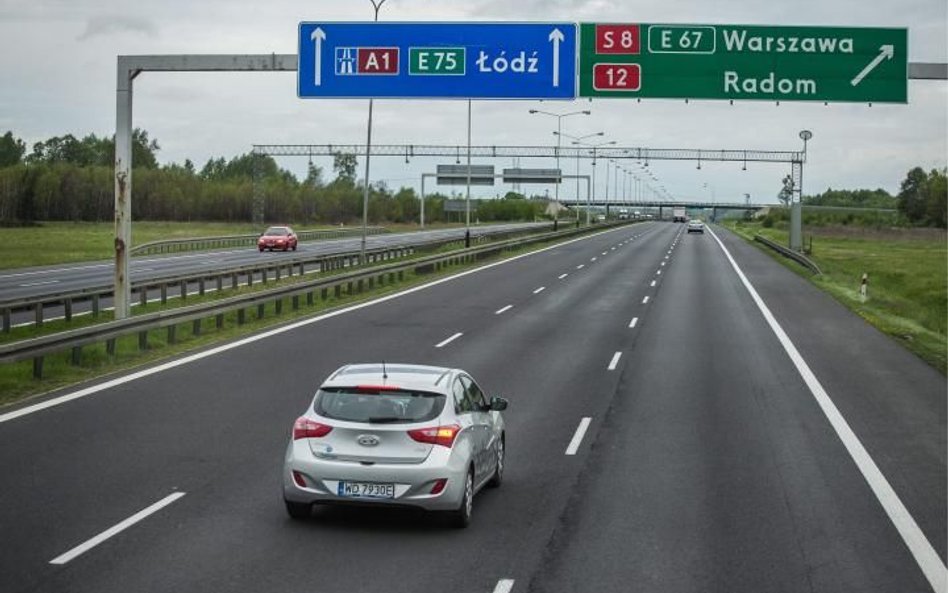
[1,0,945,204]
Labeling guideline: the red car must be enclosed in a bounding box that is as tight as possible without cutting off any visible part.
[258,226,298,252]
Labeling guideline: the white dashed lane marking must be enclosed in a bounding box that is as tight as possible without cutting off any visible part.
[565,418,593,455]
[50,492,186,565]
[608,352,622,371]
[435,332,463,348]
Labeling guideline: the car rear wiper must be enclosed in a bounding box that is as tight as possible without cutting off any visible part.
[367,416,403,424]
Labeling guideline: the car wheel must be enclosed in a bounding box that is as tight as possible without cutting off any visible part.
[449,469,474,528]
[487,437,504,488]
[292,244,297,251]
[258,247,264,252]
[284,499,311,520]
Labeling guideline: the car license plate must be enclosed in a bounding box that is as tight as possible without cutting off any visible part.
[337,481,395,499]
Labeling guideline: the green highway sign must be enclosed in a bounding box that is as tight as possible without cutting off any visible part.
[579,23,908,103]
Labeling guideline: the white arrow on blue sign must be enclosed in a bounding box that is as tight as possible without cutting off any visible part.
[298,22,577,99]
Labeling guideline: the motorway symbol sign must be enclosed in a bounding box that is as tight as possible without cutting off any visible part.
[578,23,908,103]
[299,22,577,99]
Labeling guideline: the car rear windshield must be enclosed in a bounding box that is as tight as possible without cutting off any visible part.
[264,227,288,235]
[314,388,445,424]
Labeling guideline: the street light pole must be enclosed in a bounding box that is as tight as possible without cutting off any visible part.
[529,109,590,229]
[361,0,387,265]
[571,138,616,223]
[556,130,603,224]
[465,99,472,248]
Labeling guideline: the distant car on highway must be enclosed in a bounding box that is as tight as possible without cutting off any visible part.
[258,226,298,251]
[283,363,508,527]
[687,219,705,234]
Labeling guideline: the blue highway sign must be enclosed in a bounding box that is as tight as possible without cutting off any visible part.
[298,22,577,99]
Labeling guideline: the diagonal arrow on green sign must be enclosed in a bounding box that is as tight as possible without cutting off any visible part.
[579,23,908,103]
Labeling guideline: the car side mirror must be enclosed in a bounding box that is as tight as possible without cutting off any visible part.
[489,397,508,411]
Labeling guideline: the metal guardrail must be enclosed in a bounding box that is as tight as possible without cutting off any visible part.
[0,225,544,332]
[754,234,823,276]
[130,226,388,256]
[0,222,618,377]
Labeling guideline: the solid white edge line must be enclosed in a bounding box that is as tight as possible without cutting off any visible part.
[707,226,947,593]
[629,317,638,328]
[1,227,626,424]
[565,417,592,456]
[495,305,513,315]
[533,287,545,294]
[493,579,515,593]
[50,491,186,565]
[608,351,622,371]
[435,332,464,348]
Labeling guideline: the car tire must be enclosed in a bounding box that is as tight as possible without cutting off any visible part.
[258,247,264,252]
[284,499,311,520]
[449,469,474,528]
[292,244,297,251]
[487,437,504,488]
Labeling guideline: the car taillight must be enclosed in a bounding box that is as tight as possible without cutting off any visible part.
[293,417,332,440]
[430,479,448,495]
[408,424,461,448]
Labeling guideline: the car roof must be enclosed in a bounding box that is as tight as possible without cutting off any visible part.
[321,363,458,394]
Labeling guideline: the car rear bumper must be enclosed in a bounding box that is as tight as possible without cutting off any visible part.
[282,440,468,512]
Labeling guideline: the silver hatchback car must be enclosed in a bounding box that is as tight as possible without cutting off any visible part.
[283,363,508,527]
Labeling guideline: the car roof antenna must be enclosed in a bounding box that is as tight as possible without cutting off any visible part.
[382,360,388,381]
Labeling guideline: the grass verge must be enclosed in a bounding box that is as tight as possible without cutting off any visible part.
[724,220,947,374]
[0,228,590,408]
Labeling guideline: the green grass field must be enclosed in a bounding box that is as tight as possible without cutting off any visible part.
[726,220,947,373]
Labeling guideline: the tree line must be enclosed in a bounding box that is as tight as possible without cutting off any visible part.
[0,130,546,226]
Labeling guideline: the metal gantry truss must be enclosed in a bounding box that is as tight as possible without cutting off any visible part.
[252,143,804,164]
[252,143,805,225]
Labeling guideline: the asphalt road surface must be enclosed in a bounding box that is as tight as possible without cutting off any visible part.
[0,222,943,593]
[0,222,547,303]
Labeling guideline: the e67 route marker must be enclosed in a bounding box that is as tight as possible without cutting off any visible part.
[299,22,577,99]
[579,23,907,103]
